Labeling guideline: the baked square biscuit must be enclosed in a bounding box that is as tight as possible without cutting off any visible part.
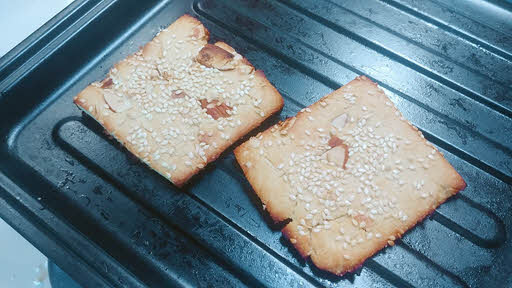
[74,15,283,187]
[234,75,466,275]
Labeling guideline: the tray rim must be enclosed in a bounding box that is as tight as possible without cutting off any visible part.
[0,0,147,287]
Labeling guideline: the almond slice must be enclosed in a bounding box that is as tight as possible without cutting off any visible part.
[172,90,187,99]
[328,135,344,148]
[196,44,236,71]
[238,58,255,75]
[278,117,296,135]
[200,99,232,120]
[331,113,347,131]
[191,25,208,40]
[327,136,349,169]
[100,77,113,88]
[103,91,132,113]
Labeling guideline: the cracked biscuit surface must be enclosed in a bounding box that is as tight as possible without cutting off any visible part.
[73,15,283,187]
[234,75,466,275]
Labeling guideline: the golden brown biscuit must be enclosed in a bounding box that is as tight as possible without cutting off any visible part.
[73,15,283,187]
[234,75,466,275]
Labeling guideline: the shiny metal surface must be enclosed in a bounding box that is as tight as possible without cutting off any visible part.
[0,0,510,287]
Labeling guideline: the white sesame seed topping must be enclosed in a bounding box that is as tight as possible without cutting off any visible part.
[138,56,446,258]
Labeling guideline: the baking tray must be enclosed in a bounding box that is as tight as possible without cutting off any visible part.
[0,0,511,287]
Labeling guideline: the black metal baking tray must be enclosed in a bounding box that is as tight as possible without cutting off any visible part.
[0,0,511,287]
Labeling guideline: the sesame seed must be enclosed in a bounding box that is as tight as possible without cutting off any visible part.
[121,56,446,254]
